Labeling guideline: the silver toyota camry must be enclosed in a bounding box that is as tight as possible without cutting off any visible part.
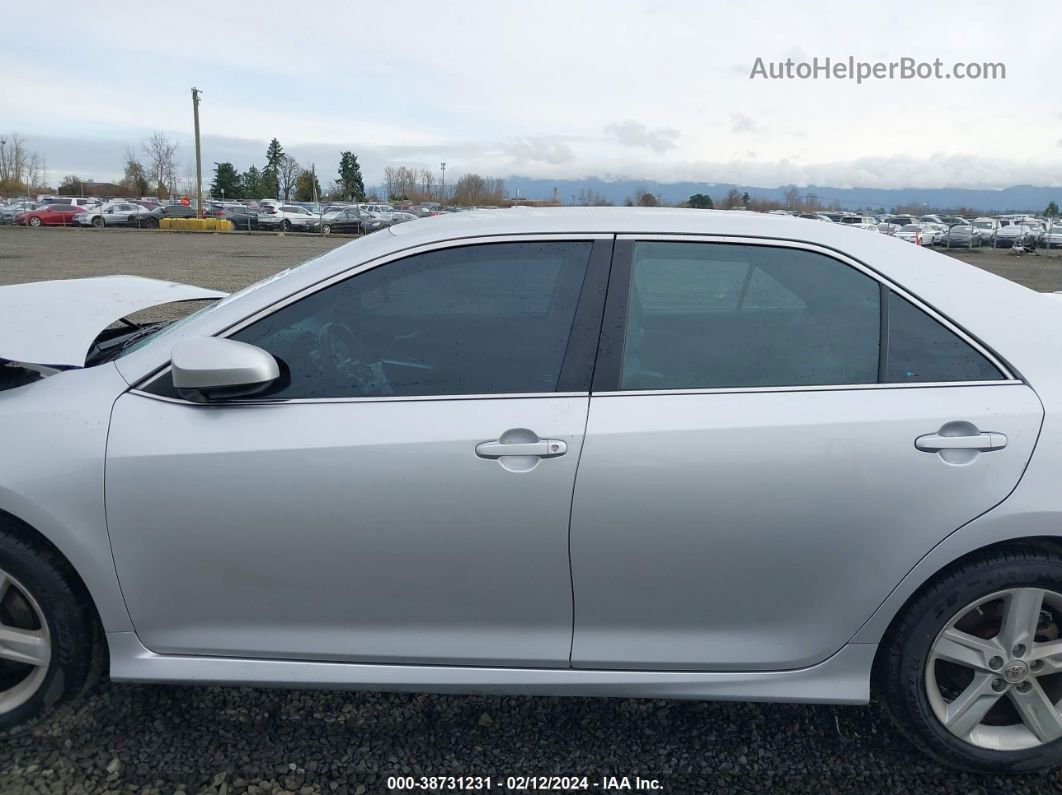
[2,208,1062,773]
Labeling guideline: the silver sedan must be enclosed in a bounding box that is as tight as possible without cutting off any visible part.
[2,208,1062,773]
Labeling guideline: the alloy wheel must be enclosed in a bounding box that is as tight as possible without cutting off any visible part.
[926,588,1062,751]
[0,569,51,715]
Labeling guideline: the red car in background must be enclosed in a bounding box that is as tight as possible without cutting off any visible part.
[16,204,85,227]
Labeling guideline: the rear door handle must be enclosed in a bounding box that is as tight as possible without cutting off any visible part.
[915,432,1007,452]
[475,439,567,459]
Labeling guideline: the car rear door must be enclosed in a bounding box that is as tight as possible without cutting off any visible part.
[106,237,612,666]
[569,237,1043,671]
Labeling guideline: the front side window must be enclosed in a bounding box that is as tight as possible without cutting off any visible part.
[230,241,592,399]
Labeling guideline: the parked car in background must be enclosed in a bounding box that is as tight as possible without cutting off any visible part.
[413,203,443,217]
[15,204,85,226]
[798,212,833,222]
[388,211,418,224]
[361,203,399,221]
[885,215,920,228]
[995,221,1037,249]
[973,218,1000,243]
[942,222,980,248]
[0,201,39,224]
[74,201,151,228]
[318,207,387,235]
[40,196,100,210]
[1043,224,1062,248]
[877,222,902,236]
[257,204,318,232]
[131,204,197,229]
[895,224,927,244]
[839,215,880,231]
[206,202,259,230]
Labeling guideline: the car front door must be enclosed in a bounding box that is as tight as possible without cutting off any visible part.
[569,238,1043,671]
[106,238,611,666]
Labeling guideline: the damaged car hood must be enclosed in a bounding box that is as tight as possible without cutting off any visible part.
[0,276,227,368]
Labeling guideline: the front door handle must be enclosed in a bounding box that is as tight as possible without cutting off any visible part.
[475,439,567,459]
[915,432,1007,452]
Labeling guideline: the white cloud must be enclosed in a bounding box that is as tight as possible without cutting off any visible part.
[730,114,759,134]
[505,137,576,165]
[604,121,680,153]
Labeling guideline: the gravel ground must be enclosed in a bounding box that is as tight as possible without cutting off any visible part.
[3,226,1062,793]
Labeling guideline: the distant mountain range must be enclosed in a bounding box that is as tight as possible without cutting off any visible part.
[504,178,1062,213]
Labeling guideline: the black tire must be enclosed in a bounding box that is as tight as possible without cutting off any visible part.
[878,544,1062,773]
[280,219,291,232]
[28,216,42,227]
[91,217,104,229]
[0,519,100,731]
[322,224,332,235]
[146,217,159,229]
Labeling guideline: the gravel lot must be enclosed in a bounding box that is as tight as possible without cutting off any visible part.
[2,226,1062,794]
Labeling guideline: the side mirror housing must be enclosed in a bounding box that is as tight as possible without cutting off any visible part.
[171,337,280,402]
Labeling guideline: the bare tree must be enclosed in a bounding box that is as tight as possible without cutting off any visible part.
[576,188,610,206]
[142,132,178,196]
[0,134,30,185]
[418,169,436,200]
[721,188,743,209]
[278,154,301,201]
[450,174,506,206]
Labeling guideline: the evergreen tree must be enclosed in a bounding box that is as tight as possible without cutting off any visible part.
[1045,200,1060,218]
[241,165,263,199]
[337,151,366,201]
[210,162,243,199]
[688,193,714,209]
[294,169,322,202]
[262,138,284,199]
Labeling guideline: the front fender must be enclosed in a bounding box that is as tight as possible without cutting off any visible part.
[0,363,132,631]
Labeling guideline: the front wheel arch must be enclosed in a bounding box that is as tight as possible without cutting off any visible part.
[0,507,107,669]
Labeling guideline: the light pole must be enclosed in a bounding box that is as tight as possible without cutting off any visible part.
[440,162,446,204]
[191,87,204,218]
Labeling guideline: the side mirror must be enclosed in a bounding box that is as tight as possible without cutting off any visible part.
[171,337,280,402]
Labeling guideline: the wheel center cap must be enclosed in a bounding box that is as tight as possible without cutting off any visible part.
[1003,660,1029,683]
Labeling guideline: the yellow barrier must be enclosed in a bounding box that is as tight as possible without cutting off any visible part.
[158,218,233,232]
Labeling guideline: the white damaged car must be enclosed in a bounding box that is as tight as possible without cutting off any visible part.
[5,208,1062,773]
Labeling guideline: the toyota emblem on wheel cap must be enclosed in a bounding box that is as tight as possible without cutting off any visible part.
[1004,661,1029,682]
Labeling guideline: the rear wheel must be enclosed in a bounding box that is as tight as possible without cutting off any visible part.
[280,219,292,232]
[0,523,99,730]
[27,217,41,227]
[322,224,332,235]
[879,546,1062,772]
[91,217,104,229]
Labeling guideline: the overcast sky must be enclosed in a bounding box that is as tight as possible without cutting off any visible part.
[4,1,1061,191]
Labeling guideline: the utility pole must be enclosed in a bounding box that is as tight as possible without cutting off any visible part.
[440,161,446,204]
[191,87,203,218]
